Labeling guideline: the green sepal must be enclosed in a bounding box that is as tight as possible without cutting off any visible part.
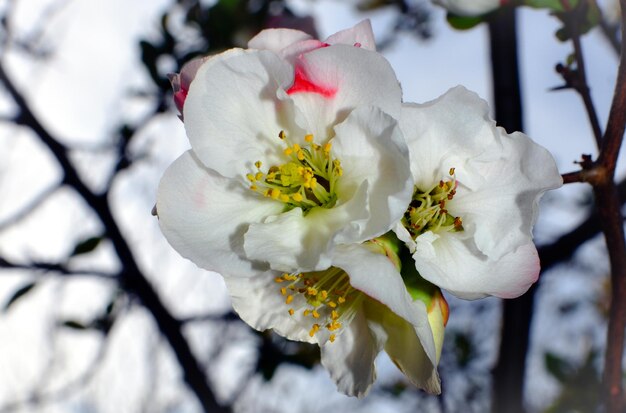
[446,13,485,30]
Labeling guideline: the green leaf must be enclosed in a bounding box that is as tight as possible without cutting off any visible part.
[454,332,473,367]
[446,13,484,30]
[545,352,575,382]
[70,236,103,257]
[60,320,89,330]
[3,282,37,312]
[524,0,570,12]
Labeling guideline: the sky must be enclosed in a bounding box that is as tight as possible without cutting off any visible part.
[0,0,622,412]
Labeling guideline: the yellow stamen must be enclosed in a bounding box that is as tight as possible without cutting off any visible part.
[305,134,314,142]
[285,295,294,304]
[309,324,320,337]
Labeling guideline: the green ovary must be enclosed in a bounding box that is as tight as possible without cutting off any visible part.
[247,131,343,214]
[403,168,464,238]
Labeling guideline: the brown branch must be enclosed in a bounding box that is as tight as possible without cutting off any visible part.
[0,63,230,413]
[595,1,626,411]
[539,178,626,271]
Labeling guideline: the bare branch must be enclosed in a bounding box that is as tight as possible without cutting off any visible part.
[596,2,626,410]
[0,321,113,413]
[0,62,230,413]
[0,257,117,279]
[0,183,61,232]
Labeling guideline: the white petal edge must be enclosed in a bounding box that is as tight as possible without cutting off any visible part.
[325,19,376,50]
[223,270,318,344]
[247,28,313,52]
[332,244,439,367]
[183,48,293,180]
[320,307,385,397]
[412,231,540,299]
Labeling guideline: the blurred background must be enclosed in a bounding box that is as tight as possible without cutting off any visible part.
[0,0,623,412]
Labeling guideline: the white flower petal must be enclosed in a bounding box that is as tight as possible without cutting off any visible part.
[320,307,385,398]
[286,45,402,139]
[183,49,293,179]
[157,151,283,275]
[367,301,441,394]
[449,129,562,259]
[243,106,413,272]
[332,106,413,244]
[247,28,313,52]
[243,182,370,271]
[325,20,376,50]
[223,271,317,344]
[332,245,439,366]
[401,87,495,191]
[413,231,540,299]
[401,86,561,259]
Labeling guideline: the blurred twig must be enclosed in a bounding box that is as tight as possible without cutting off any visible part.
[0,63,231,413]
[488,8,527,413]
[0,183,61,231]
[0,257,116,279]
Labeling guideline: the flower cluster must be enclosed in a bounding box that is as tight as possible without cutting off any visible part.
[156,20,561,397]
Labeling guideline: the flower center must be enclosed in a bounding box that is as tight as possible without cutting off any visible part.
[274,268,364,343]
[403,168,464,238]
[247,131,343,214]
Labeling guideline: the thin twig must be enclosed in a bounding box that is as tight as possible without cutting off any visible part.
[561,0,604,148]
[0,183,61,232]
[0,257,117,279]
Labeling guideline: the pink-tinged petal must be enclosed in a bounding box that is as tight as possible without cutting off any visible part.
[183,48,294,180]
[247,28,313,52]
[157,151,283,276]
[332,245,439,367]
[412,231,540,299]
[277,39,328,65]
[286,45,402,139]
[223,270,318,344]
[168,56,209,117]
[320,307,385,398]
[325,20,376,51]
[287,61,336,97]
